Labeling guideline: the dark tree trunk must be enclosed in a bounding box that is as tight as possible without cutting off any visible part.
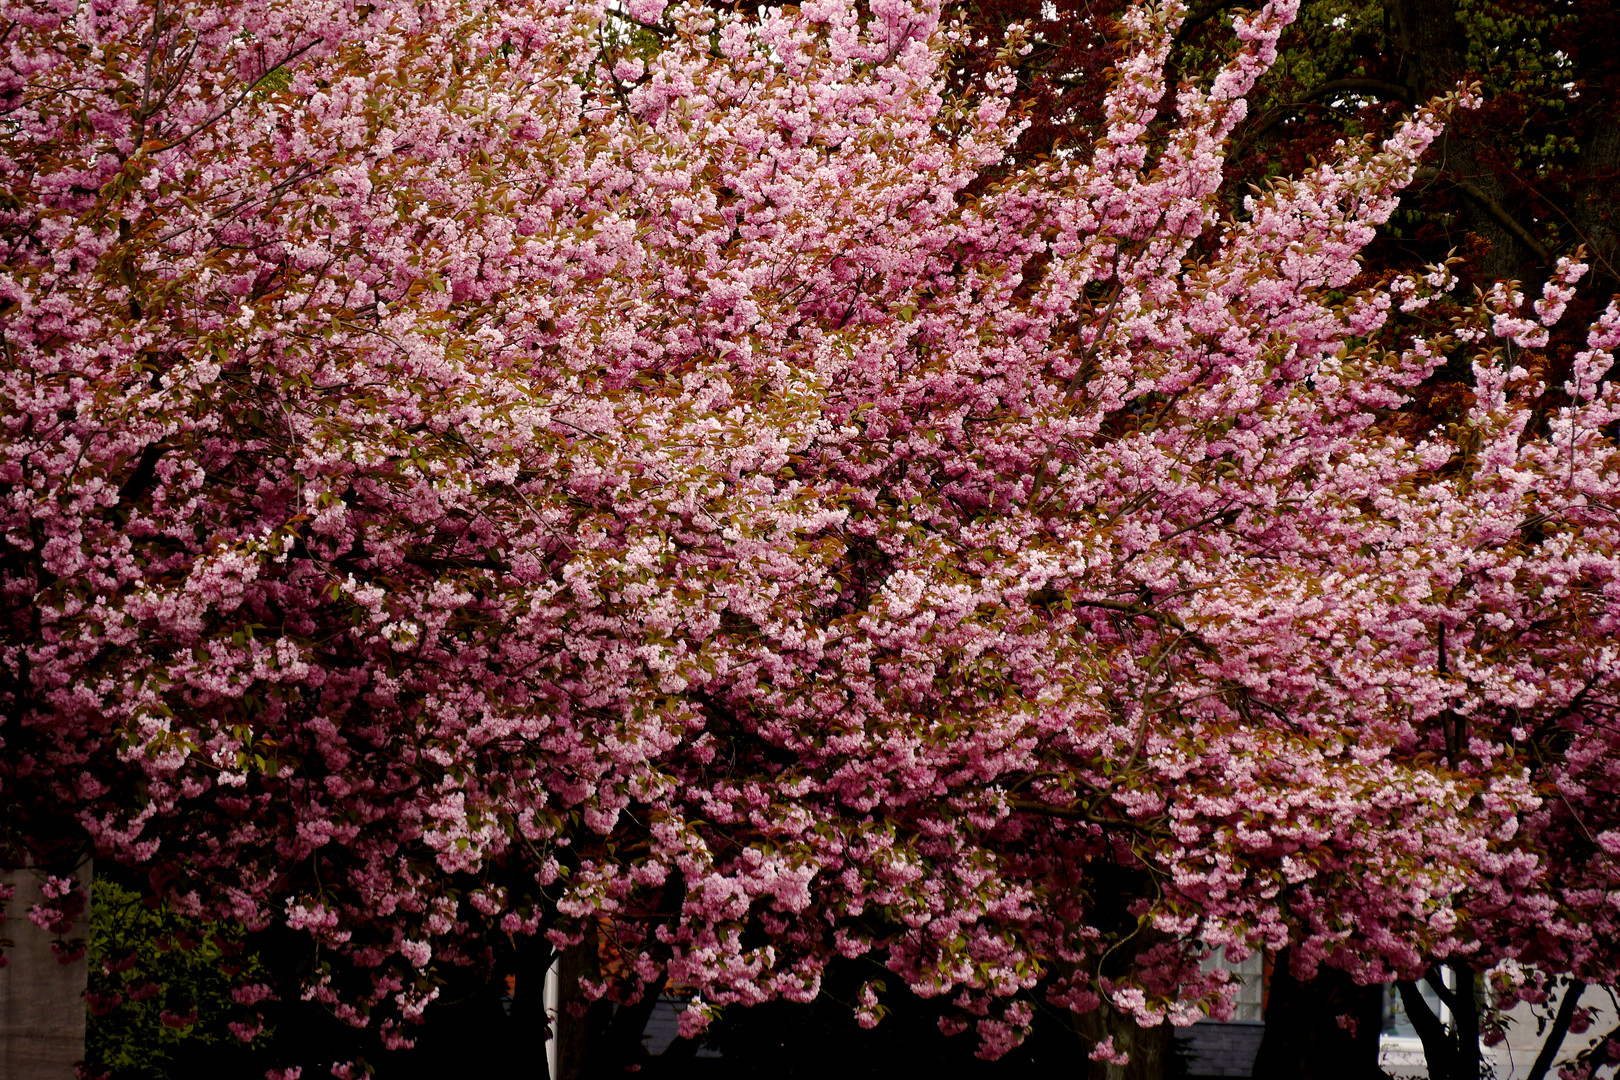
[1389,0,1545,282]
[555,939,603,1080]
[553,933,666,1079]
[556,876,687,1079]
[1453,965,1480,1080]
[1252,949,1388,1080]
[1074,1005,1174,1080]
[594,990,662,1077]
[1569,1,1620,289]
[1573,108,1620,287]
[1395,963,1486,1080]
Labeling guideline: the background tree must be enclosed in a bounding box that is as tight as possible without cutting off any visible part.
[960,0,1620,290]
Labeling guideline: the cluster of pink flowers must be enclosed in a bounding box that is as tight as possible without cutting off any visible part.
[2,0,1616,1063]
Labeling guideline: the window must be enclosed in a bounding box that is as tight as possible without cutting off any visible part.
[1203,947,1266,1023]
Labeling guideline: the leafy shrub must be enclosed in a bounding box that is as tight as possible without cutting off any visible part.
[85,879,271,1080]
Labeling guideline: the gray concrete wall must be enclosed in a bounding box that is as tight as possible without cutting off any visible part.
[1,865,90,1080]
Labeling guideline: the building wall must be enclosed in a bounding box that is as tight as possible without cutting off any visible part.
[0,865,91,1080]
[1180,1020,1265,1078]
[1495,985,1619,1080]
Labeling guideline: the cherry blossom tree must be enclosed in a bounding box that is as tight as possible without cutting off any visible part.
[1368,273,1620,1080]
[1249,260,1620,1080]
[2,0,1617,1074]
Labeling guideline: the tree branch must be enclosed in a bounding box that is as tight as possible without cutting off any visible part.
[1526,980,1585,1080]
[603,7,672,38]
[1233,77,1412,162]
[1007,798,1164,835]
[1174,0,1240,42]
[1009,797,1090,819]
[1414,167,1553,264]
[1296,78,1412,104]
[1398,980,1457,1078]
[1423,965,1458,1010]
[1574,1015,1620,1075]
[147,38,323,155]
[1069,597,1188,631]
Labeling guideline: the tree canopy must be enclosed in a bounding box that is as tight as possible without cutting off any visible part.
[1,0,1617,1074]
